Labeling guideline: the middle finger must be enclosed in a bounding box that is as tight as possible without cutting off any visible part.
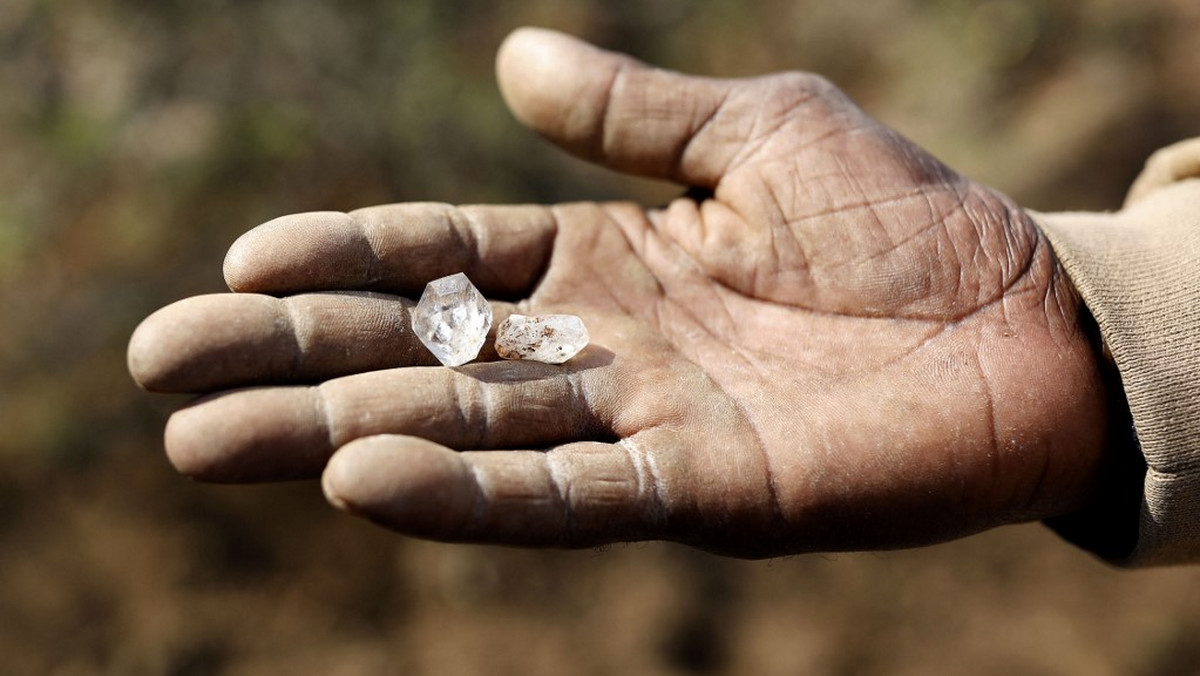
[128,291,517,393]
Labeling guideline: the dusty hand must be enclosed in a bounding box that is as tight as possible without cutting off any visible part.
[128,28,1115,556]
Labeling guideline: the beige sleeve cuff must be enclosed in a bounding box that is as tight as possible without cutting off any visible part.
[1030,138,1200,566]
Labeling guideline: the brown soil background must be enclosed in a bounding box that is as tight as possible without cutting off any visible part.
[3,1,1200,674]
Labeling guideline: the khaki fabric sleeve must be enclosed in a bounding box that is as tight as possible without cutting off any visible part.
[1030,138,1200,566]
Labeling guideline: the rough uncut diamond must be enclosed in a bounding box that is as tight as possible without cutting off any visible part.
[411,273,493,367]
[495,313,589,364]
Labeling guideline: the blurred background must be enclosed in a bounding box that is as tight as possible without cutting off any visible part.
[3,0,1200,674]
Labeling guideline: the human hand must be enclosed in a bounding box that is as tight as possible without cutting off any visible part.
[128,28,1117,556]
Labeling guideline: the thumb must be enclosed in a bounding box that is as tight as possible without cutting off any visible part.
[496,27,769,187]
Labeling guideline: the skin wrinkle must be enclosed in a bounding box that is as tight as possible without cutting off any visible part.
[617,437,649,525]
[774,201,816,284]
[278,296,308,379]
[760,169,792,289]
[705,277,742,341]
[652,213,711,282]
[476,375,496,448]
[460,455,490,540]
[345,209,383,287]
[376,293,407,347]
[619,439,645,503]
[665,198,710,264]
[633,437,671,529]
[566,369,614,444]
[997,263,1017,330]
[988,222,1038,311]
[772,120,853,167]
[698,189,764,291]
[524,205,566,303]
[577,237,637,321]
[1044,267,1076,348]
[966,202,1003,284]
[717,97,776,176]
[444,206,480,282]
[721,75,828,176]
[849,200,948,313]
[533,205,573,308]
[312,383,338,456]
[563,370,602,440]
[938,219,967,308]
[675,85,731,183]
[544,449,574,541]
[709,287,780,381]
[658,281,733,351]
[457,207,491,283]
[923,181,970,237]
[786,184,946,225]
[525,206,559,297]
[453,372,486,449]
[595,202,668,301]
[968,339,1002,525]
[700,269,960,324]
[596,60,625,165]
[850,206,941,267]
[856,322,950,375]
[837,155,892,253]
[967,192,1029,285]
[716,390,789,542]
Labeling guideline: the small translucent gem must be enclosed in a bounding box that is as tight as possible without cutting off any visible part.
[411,273,493,367]
[495,314,589,364]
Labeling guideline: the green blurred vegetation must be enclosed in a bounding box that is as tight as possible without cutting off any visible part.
[2,0,1200,674]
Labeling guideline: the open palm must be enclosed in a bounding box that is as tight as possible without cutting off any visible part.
[129,28,1115,556]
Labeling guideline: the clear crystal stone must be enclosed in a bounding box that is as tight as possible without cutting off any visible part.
[411,273,493,367]
[495,313,589,364]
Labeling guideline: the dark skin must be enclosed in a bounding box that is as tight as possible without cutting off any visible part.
[128,28,1116,557]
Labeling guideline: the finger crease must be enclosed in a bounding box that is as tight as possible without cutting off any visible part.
[597,61,626,161]
[620,437,668,530]
[312,383,338,451]
[677,87,730,182]
[461,458,489,539]
[450,206,484,280]
[279,297,309,378]
[346,211,383,286]
[545,451,574,542]
[564,370,602,438]
[453,374,489,449]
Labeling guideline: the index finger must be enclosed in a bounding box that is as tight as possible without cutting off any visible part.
[223,202,557,298]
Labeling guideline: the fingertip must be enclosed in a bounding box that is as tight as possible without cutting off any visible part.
[163,403,211,478]
[221,228,258,292]
[321,443,356,512]
[494,26,737,185]
[125,294,292,393]
[322,435,478,537]
[322,436,408,513]
[495,26,623,157]
[496,27,585,84]
[164,387,331,482]
[223,211,371,293]
[221,216,299,292]
[495,27,571,102]
[127,313,162,391]
[128,297,230,393]
[496,26,561,61]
